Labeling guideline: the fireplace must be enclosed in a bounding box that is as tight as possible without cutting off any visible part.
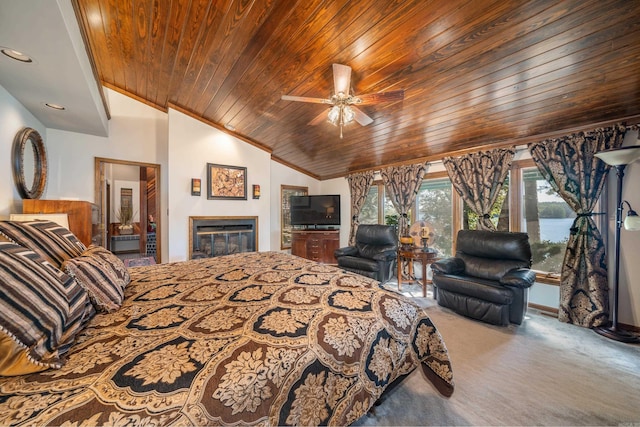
[189,216,257,259]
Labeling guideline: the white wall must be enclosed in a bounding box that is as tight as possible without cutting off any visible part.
[0,84,47,217]
[167,109,272,262]
[45,88,169,260]
[605,129,640,328]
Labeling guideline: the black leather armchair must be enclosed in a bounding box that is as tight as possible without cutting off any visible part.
[431,230,536,326]
[334,224,397,283]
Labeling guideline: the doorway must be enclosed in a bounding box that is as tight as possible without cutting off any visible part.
[94,157,161,263]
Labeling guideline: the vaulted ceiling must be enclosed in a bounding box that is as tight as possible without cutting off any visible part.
[74,0,640,180]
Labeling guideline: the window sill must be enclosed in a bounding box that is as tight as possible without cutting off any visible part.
[533,271,561,286]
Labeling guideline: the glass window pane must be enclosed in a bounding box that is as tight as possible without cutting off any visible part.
[521,167,574,274]
[281,186,308,249]
[383,193,398,220]
[359,186,379,224]
[417,177,453,256]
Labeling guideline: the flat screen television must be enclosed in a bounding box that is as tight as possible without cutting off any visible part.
[290,195,340,227]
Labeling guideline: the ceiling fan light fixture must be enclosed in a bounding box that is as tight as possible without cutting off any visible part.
[343,106,355,124]
[327,106,340,125]
[281,63,404,137]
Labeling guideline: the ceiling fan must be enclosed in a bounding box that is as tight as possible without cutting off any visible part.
[281,64,404,138]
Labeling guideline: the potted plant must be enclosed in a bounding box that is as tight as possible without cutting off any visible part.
[385,214,399,236]
[116,206,134,235]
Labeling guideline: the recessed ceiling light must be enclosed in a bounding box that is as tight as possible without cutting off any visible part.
[224,123,236,131]
[1,48,33,63]
[45,103,66,111]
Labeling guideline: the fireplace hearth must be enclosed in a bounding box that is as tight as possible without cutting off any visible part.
[189,216,257,259]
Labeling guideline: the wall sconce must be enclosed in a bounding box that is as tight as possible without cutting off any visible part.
[252,184,260,199]
[191,178,201,196]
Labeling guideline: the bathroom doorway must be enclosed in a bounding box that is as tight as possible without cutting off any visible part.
[95,157,161,263]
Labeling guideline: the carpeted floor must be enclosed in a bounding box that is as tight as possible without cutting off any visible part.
[353,280,640,426]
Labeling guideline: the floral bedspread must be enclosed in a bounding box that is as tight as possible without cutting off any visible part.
[0,251,453,426]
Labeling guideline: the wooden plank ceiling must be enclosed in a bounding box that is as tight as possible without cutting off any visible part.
[74,0,640,180]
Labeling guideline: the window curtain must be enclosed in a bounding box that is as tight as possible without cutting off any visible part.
[443,148,515,230]
[527,124,629,328]
[346,171,375,245]
[380,162,428,236]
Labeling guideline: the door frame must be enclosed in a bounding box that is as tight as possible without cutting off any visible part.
[94,157,162,263]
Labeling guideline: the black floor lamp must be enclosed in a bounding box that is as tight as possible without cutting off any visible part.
[594,145,640,343]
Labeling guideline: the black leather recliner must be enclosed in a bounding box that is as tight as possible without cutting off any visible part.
[334,224,397,283]
[431,230,536,326]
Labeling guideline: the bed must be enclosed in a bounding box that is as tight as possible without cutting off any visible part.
[0,220,453,426]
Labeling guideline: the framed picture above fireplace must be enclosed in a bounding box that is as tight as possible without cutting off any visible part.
[206,163,247,200]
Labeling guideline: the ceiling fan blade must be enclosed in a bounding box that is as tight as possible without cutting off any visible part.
[333,63,352,95]
[309,109,330,125]
[356,89,405,105]
[352,106,374,126]
[281,94,329,104]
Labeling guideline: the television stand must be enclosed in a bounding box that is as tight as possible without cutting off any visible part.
[291,229,339,264]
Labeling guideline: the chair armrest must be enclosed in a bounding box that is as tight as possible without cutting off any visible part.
[373,249,397,262]
[431,257,465,275]
[334,246,358,258]
[500,268,536,288]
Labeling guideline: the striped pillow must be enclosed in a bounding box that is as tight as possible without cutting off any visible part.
[62,248,127,313]
[0,242,92,375]
[0,220,86,269]
[83,245,130,288]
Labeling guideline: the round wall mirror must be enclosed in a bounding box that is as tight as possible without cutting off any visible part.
[12,127,47,199]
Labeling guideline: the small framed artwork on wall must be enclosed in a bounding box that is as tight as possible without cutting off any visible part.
[207,163,247,200]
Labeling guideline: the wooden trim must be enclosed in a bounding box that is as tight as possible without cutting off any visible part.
[534,273,561,286]
[271,155,319,180]
[528,303,559,317]
[619,322,640,334]
[423,170,450,180]
[103,83,166,112]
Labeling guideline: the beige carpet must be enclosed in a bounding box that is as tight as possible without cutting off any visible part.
[353,281,640,426]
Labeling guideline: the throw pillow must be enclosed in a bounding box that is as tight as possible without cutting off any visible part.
[0,220,86,269]
[62,246,129,313]
[0,242,92,376]
[83,245,130,288]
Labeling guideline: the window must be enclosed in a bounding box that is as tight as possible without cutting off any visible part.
[353,155,596,282]
[359,182,399,226]
[511,161,574,278]
[359,185,379,224]
[416,174,454,256]
[281,185,308,249]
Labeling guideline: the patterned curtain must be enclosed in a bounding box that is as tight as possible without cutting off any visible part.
[443,148,515,230]
[527,124,629,328]
[346,171,375,245]
[380,162,428,236]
